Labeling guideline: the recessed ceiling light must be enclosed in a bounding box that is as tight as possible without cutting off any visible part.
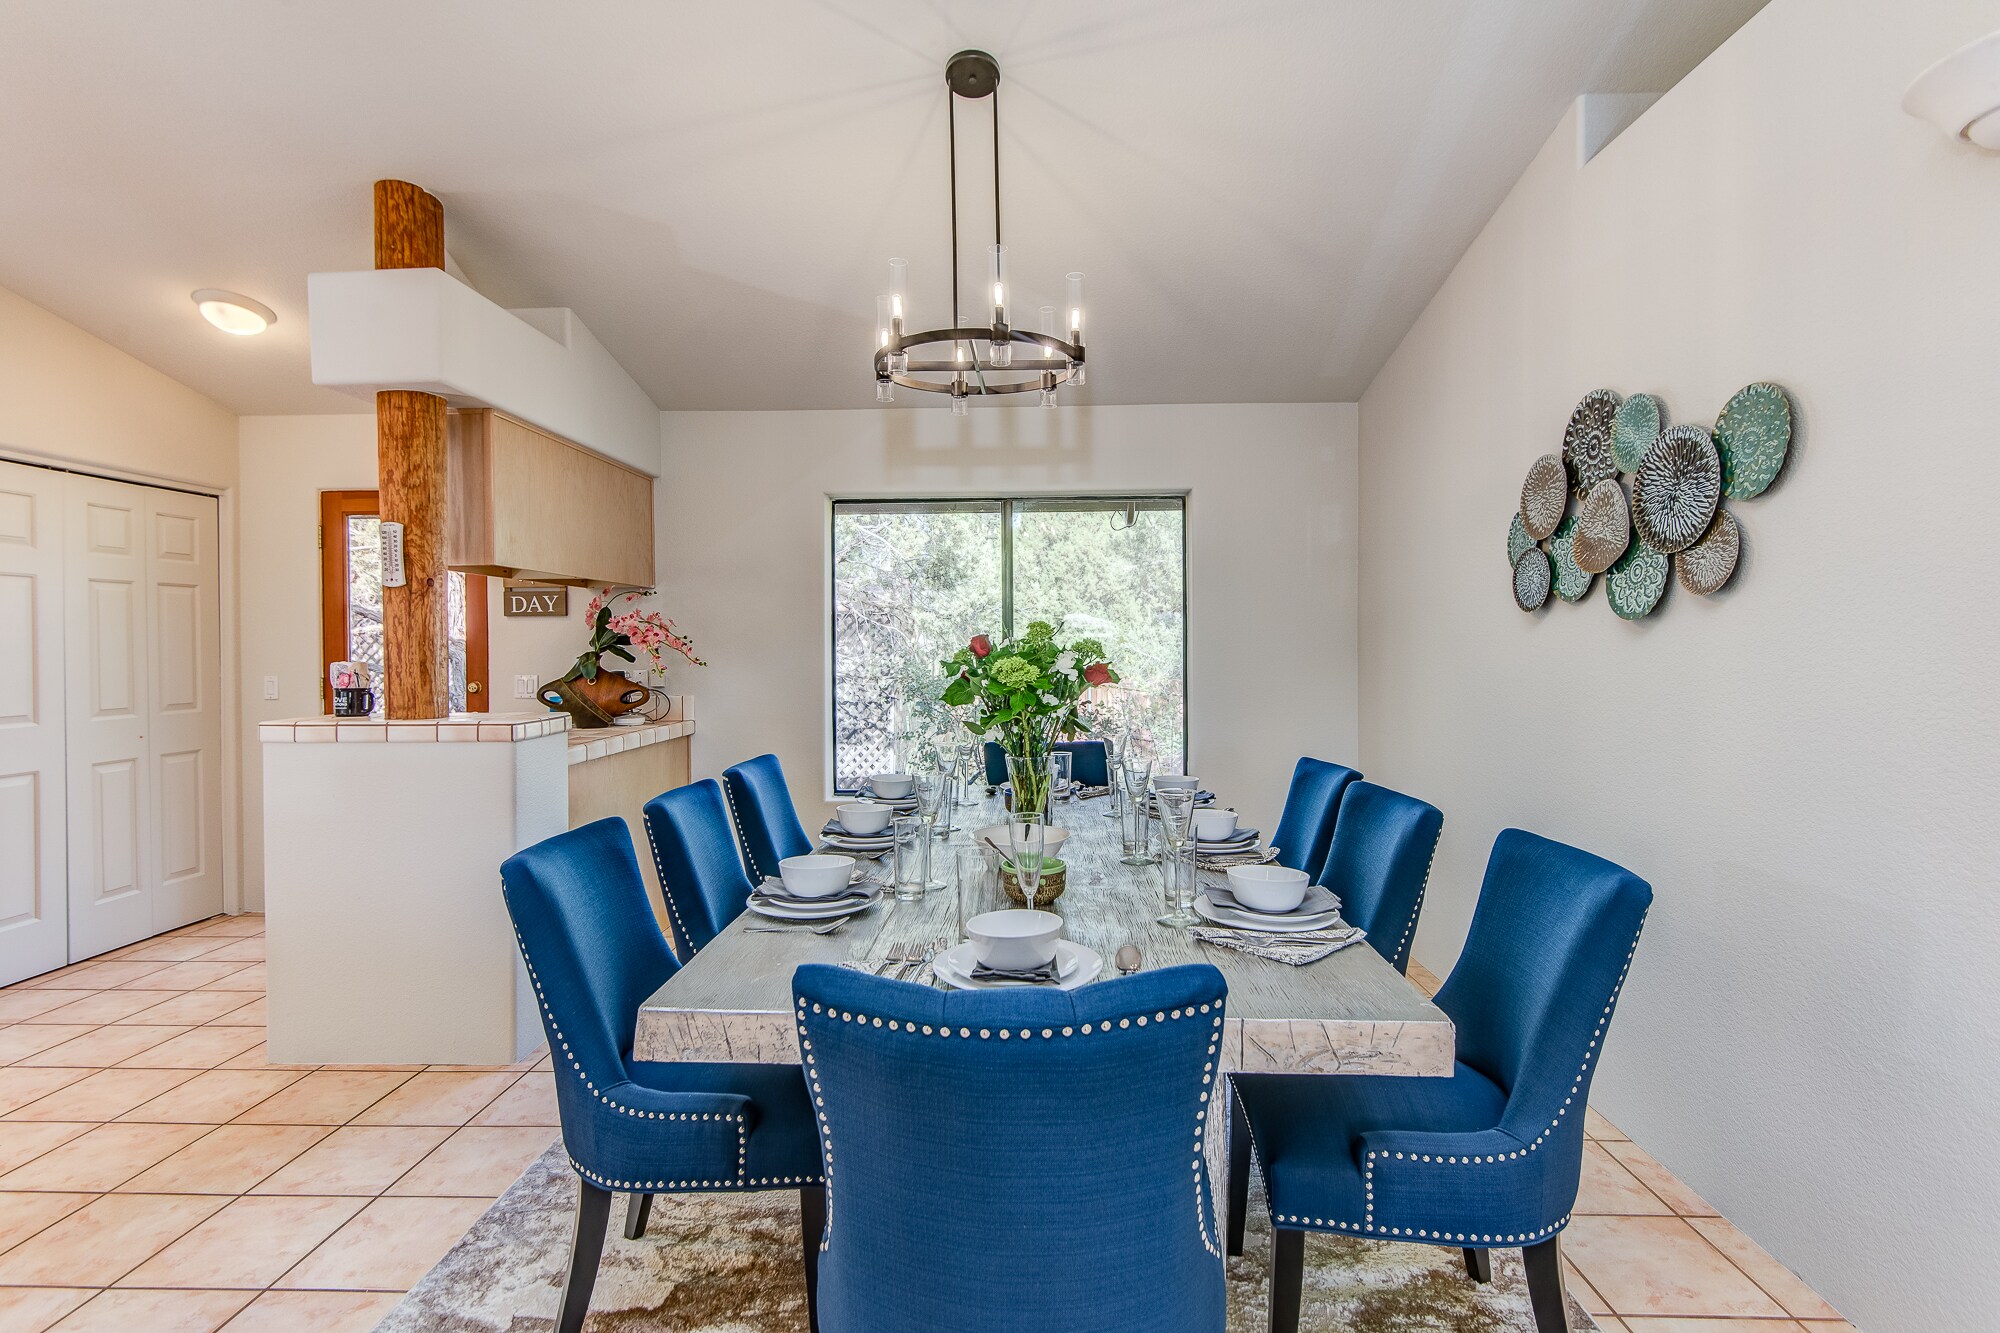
[191,289,275,336]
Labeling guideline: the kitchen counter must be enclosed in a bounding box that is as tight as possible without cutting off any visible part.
[566,716,696,765]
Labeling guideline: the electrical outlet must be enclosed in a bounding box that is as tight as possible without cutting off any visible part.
[515,674,540,700]
[263,675,280,701]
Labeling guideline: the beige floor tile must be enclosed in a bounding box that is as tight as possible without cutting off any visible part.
[181,918,263,939]
[0,992,94,1024]
[195,940,264,964]
[117,1195,368,1290]
[1578,1142,1674,1216]
[104,937,235,963]
[197,965,265,993]
[5,1069,198,1122]
[1687,1217,1844,1321]
[468,1073,557,1127]
[1604,1142,1720,1217]
[47,1287,253,1331]
[115,962,253,993]
[216,1045,288,1071]
[0,1193,226,1286]
[117,1028,268,1071]
[230,1071,411,1126]
[0,1026,99,1065]
[0,1192,95,1255]
[121,1072,308,1125]
[218,1289,401,1331]
[1620,1320,1808,1332]
[19,961,173,991]
[0,1123,209,1192]
[117,1125,332,1195]
[251,1127,451,1196]
[1563,1258,1613,1315]
[350,1072,518,1127]
[1592,1318,1630,1332]
[276,1195,491,1290]
[0,1124,93,1176]
[387,1126,557,1196]
[122,992,262,1027]
[202,998,264,1027]
[13,1026,190,1069]
[1565,1215,1787,1318]
[1798,1322,1859,1332]
[0,1068,97,1117]
[30,991,175,1025]
[1585,1107,1629,1142]
[0,1286,94,1332]
[532,1052,552,1072]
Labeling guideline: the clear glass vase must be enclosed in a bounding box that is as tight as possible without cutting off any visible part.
[1004,749,1056,818]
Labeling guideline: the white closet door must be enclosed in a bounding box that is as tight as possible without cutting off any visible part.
[144,488,223,931]
[0,462,69,985]
[65,473,156,958]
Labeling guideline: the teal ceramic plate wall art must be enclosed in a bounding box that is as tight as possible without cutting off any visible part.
[1507,512,1535,566]
[1513,547,1552,611]
[1562,390,1621,498]
[1632,424,1722,553]
[1548,516,1593,602]
[1611,393,1662,473]
[1715,382,1792,498]
[1520,453,1568,541]
[1571,478,1631,574]
[1606,537,1670,619]
[1676,509,1741,595]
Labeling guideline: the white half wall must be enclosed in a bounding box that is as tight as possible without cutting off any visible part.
[656,402,1359,835]
[1355,2,2000,1328]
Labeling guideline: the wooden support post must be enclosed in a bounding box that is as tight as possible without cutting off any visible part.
[373,180,451,719]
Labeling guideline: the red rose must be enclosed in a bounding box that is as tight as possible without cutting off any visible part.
[1082,662,1112,686]
[970,635,993,658]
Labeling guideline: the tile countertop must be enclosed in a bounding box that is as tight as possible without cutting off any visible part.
[258,712,570,744]
[564,717,695,766]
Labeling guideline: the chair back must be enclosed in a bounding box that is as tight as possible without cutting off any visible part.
[1436,829,1652,1155]
[500,819,675,1137]
[982,740,1009,787]
[1317,781,1442,973]
[643,780,758,957]
[722,753,812,885]
[1055,738,1110,787]
[794,963,1229,1333]
[1269,757,1362,882]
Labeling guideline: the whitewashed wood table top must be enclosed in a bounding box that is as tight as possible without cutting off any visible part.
[634,792,1454,1079]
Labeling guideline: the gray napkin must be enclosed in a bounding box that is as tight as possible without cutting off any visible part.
[1195,846,1281,869]
[969,958,1061,983]
[1191,923,1365,966]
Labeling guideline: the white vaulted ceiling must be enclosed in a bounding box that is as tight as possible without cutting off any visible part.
[0,0,1765,413]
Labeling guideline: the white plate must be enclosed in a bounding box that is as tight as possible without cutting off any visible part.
[1194,892,1344,934]
[932,940,1102,991]
[747,886,883,921]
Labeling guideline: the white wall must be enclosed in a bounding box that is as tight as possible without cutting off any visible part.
[656,403,1359,833]
[1355,2,2000,1328]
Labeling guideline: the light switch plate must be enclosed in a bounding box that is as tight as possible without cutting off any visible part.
[515,674,540,699]
[263,675,280,701]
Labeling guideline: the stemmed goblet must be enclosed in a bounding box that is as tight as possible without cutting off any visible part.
[1153,785,1200,927]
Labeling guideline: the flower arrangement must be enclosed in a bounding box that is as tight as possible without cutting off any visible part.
[939,620,1116,811]
[564,588,707,684]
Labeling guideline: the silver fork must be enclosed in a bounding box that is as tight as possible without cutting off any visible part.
[876,942,908,975]
[744,915,854,936]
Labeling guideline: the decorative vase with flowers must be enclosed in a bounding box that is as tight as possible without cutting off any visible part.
[540,588,706,728]
[938,620,1117,814]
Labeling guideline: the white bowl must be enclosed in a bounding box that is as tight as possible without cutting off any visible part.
[778,854,856,899]
[1152,773,1199,791]
[836,803,892,836]
[1225,864,1310,914]
[974,824,1071,863]
[868,772,915,798]
[965,909,1063,970]
[1193,809,1239,841]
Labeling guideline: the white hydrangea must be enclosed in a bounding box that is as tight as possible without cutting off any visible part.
[1052,652,1077,676]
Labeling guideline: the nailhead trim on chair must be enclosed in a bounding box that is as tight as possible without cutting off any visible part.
[722,780,769,887]
[797,996,1227,1256]
[1262,911,1648,1241]
[641,822,697,963]
[1392,820,1443,973]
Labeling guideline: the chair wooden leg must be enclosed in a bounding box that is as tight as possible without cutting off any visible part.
[800,1184,827,1333]
[556,1178,613,1333]
[1226,1085,1251,1257]
[1464,1246,1491,1283]
[622,1191,653,1240]
[1522,1235,1570,1333]
[1267,1226,1304,1333]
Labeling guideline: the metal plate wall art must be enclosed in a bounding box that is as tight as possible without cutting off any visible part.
[1571,479,1630,574]
[1714,382,1792,499]
[1547,516,1593,602]
[1520,454,1568,541]
[1611,393,1661,473]
[1631,424,1722,554]
[1676,509,1740,595]
[1562,390,1621,498]
[1507,512,1535,566]
[1513,547,1551,611]
[1605,538,1669,620]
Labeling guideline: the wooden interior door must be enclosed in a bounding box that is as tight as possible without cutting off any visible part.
[0,461,70,984]
[144,486,223,931]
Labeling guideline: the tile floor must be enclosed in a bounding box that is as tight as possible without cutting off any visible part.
[0,926,1849,1332]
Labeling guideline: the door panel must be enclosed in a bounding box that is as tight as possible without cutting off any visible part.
[144,488,223,930]
[0,461,67,984]
[89,758,142,903]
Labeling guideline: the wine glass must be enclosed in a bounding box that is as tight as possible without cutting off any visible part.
[956,740,981,803]
[914,773,947,890]
[1119,751,1156,866]
[932,750,960,836]
[1153,786,1199,927]
[1008,813,1048,915]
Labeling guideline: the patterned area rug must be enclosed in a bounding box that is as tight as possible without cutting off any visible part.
[382,1144,1596,1331]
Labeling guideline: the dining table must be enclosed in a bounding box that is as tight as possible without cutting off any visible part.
[633,786,1455,1237]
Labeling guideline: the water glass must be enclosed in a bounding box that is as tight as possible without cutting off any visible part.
[1119,754,1156,865]
[1007,814,1049,913]
[932,757,959,836]
[952,846,988,941]
[891,816,926,902]
[1153,786,1199,927]
[1102,732,1123,819]
[1052,749,1074,804]
[914,773,947,887]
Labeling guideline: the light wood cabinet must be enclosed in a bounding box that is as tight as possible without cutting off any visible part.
[448,409,654,587]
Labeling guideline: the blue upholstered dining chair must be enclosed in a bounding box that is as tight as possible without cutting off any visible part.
[981,738,1110,789]
[981,739,1009,789]
[792,962,1231,1333]
[642,779,758,958]
[501,818,826,1333]
[722,753,813,885]
[1316,780,1444,974]
[1268,757,1362,882]
[1227,829,1652,1333]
